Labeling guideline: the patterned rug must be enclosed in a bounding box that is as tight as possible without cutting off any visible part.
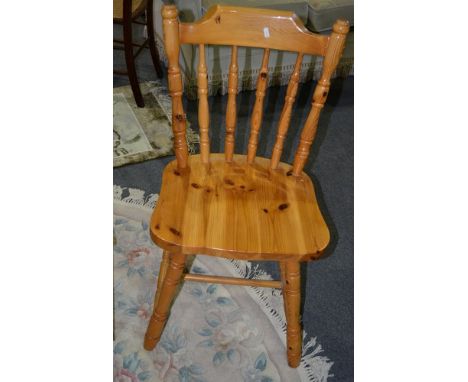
[113,82,199,167]
[113,186,333,382]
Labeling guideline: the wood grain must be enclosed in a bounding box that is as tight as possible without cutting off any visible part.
[283,261,302,367]
[162,6,188,169]
[247,48,270,163]
[225,45,238,162]
[146,5,350,367]
[292,20,350,175]
[270,52,303,169]
[184,274,282,289]
[153,250,170,307]
[179,5,329,56]
[150,154,330,261]
[144,252,186,350]
[197,44,210,163]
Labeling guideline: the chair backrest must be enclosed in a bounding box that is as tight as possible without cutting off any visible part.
[161,4,349,176]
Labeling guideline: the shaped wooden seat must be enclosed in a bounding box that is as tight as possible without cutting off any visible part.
[151,153,330,261]
[143,4,349,368]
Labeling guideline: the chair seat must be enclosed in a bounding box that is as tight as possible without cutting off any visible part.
[113,0,146,20]
[150,154,330,261]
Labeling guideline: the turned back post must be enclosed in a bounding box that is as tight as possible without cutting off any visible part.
[161,5,349,175]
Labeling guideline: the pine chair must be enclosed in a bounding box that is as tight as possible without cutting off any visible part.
[113,0,164,107]
[144,4,349,368]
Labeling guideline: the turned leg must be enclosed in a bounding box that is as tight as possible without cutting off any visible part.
[123,0,144,107]
[279,261,289,318]
[144,252,186,350]
[146,0,163,78]
[154,250,170,306]
[283,261,302,368]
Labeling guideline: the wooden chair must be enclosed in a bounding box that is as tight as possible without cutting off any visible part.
[144,4,349,368]
[113,0,164,107]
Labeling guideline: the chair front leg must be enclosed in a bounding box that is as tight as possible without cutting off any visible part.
[154,250,170,306]
[279,261,289,318]
[144,252,186,350]
[283,261,302,368]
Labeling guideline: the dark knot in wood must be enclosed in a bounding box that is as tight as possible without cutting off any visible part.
[169,227,181,237]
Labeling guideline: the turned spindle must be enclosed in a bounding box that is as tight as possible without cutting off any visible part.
[225,46,238,162]
[270,53,304,170]
[197,44,210,163]
[247,48,270,163]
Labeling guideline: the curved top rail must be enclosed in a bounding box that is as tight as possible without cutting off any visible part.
[178,5,330,56]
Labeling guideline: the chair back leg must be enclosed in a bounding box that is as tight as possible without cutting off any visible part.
[283,261,303,367]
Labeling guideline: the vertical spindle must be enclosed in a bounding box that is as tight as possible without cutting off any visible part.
[270,53,303,169]
[225,46,238,162]
[197,44,210,163]
[247,48,270,163]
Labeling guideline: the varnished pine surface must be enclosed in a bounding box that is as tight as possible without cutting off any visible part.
[147,6,350,367]
[162,6,189,168]
[150,154,330,261]
[179,5,329,56]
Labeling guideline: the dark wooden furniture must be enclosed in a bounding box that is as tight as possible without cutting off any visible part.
[113,0,163,107]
